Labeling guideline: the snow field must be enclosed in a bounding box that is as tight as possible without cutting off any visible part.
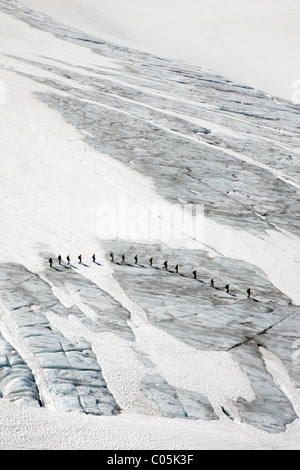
[0,1,300,449]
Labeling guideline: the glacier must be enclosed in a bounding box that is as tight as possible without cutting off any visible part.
[0,0,300,450]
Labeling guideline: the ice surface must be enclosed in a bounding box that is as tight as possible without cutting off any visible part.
[0,333,40,407]
[142,374,219,420]
[5,14,297,237]
[31,58,300,235]
[0,263,121,415]
[20,0,300,102]
[234,342,297,433]
[104,241,299,432]
[0,0,300,449]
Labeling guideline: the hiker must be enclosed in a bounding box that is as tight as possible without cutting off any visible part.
[66,255,70,265]
[134,254,138,264]
[193,270,197,279]
[49,257,53,268]
[247,287,251,298]
[175,264,179,273]
[225,284,229,293]
[121,254,125,264]
[149,257,153,266]
[78,254,82,264]
[58,255,62,265]
[210,278,214,287]
[163,261,168,270]
[92,254,96,263]
[110,252,114,262]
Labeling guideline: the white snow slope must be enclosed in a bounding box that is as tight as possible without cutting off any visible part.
[0,0,300,450]
[21,0,300,102]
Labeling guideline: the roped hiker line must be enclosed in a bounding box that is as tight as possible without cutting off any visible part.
[47,252,254,300]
